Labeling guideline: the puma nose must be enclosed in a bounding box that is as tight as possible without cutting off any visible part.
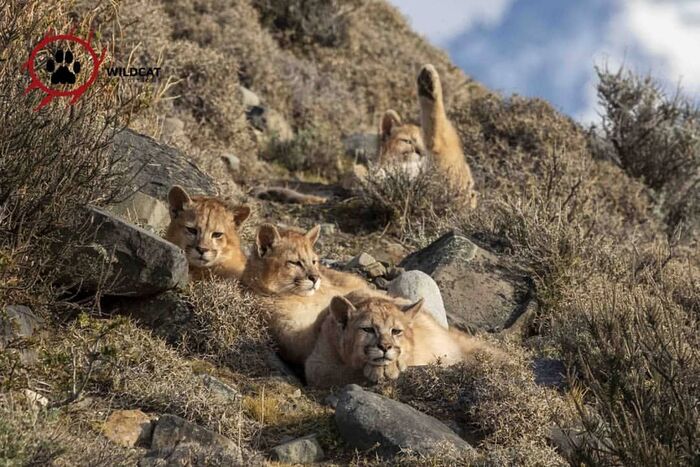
[308,274,319,283]
[378,342,392,352]
[195,246,209,255]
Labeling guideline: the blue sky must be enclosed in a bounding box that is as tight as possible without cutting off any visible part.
[389,0,700,122]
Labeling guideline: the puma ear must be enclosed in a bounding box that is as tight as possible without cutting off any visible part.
[330,295,356,328]
[256,224,280,257]
[401,298,424,321]
[380,110,402,140]
[233,205,251,226]
[305,225,321,245]
[168,185,191,219]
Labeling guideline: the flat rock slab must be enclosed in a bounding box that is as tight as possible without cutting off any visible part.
[63,207,188,297]
[400,231,531,333]
[111,129,216,200]
[335,385,473,458]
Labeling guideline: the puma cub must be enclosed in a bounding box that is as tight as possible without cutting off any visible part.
[306,291,498,388]
[165,185,250,280]
[377,65,477,207]
[240,224,371,364]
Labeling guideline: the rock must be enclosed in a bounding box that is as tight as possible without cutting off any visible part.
[239,85,261,108]
[368,241,408,266]
[139,442,245,467]
[161,117,185,140]
[385,266,405,281]
[270,434,324,463]
[0,305,41,364]
[246,106,294,143]
[388,270,448,329]
[107,191,170,233]
[103,409,154,448]
[110,291,192,344]
[400,231,531,333]
[148,414,243,464]
[347,252,387,278]
[343,133,378,163]
[532,358,567,389]
[319,223,336,236]
[111,129,216,201]
[62,207,188,297]
[373,277,390,290]
[221,154,240,172]
[335,385,473,458]
[201,375,239,401]
[23,389,49,410]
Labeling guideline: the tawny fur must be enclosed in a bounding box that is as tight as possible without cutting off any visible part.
[165,185,250,280]
[417,64,477,207]
[240,224,373,364]
[306,291,499,388]
[251,186,327,205]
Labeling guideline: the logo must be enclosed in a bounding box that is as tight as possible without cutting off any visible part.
[23,29,106,111]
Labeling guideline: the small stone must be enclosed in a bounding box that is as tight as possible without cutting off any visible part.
[162,117,185,140]
[103,409,154,448]
[348,252,377,269]
[532,358,567,389]
[270,434,324,463]
[222,154,240,172]
[23,389,48,409]
[385,266,405,281]
[320,223,336,236]
[1,305,41,365]
[201,375,239,401]
[239,85,261,107]
[373,277,390,290]
[365,262,387,279]
[150,414,242,463]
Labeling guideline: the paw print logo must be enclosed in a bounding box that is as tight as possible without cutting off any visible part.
[46,48,81,86]
[23,29,106,111]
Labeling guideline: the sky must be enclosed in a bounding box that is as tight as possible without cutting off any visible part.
[389,0,700,123]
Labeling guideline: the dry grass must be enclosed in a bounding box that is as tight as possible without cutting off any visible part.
[180,278,272,377]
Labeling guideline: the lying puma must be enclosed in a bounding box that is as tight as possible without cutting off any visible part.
[374,65,478,207]
[240,224,373,364]
[165,185,251,280]
[306,291,499,388]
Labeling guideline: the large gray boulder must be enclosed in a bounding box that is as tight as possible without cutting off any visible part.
[334,385,473,458]
[111,128,216,201]
[63,207,188,297]
[400,231,531,333]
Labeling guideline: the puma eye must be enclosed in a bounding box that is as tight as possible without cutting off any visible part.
[186,227,197,235]
[211,232,224,239]
[362,327,375,334]
[312,259,318,265]
[392,329,403,336]
[287,260,303,268]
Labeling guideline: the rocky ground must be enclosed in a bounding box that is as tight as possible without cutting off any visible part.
[1,0,698,466]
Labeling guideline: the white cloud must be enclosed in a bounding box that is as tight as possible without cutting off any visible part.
[387,0,514,44]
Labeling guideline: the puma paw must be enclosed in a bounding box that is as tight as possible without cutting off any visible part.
[417,64,441,101]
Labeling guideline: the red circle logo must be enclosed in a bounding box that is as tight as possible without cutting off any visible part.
[22,29,107,111]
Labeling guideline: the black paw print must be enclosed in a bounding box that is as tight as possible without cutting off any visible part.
[46,48,81,86]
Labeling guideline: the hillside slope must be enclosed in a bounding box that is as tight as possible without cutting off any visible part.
[1,0,698,465]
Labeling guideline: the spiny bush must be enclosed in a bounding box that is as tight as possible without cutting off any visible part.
[354,164,463,245]
[554,267,700,466]
[261,124,344,177]
[253,0,363,48]
[181,278,272,377]
[595,66,700,236]
[0,0,147,305]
